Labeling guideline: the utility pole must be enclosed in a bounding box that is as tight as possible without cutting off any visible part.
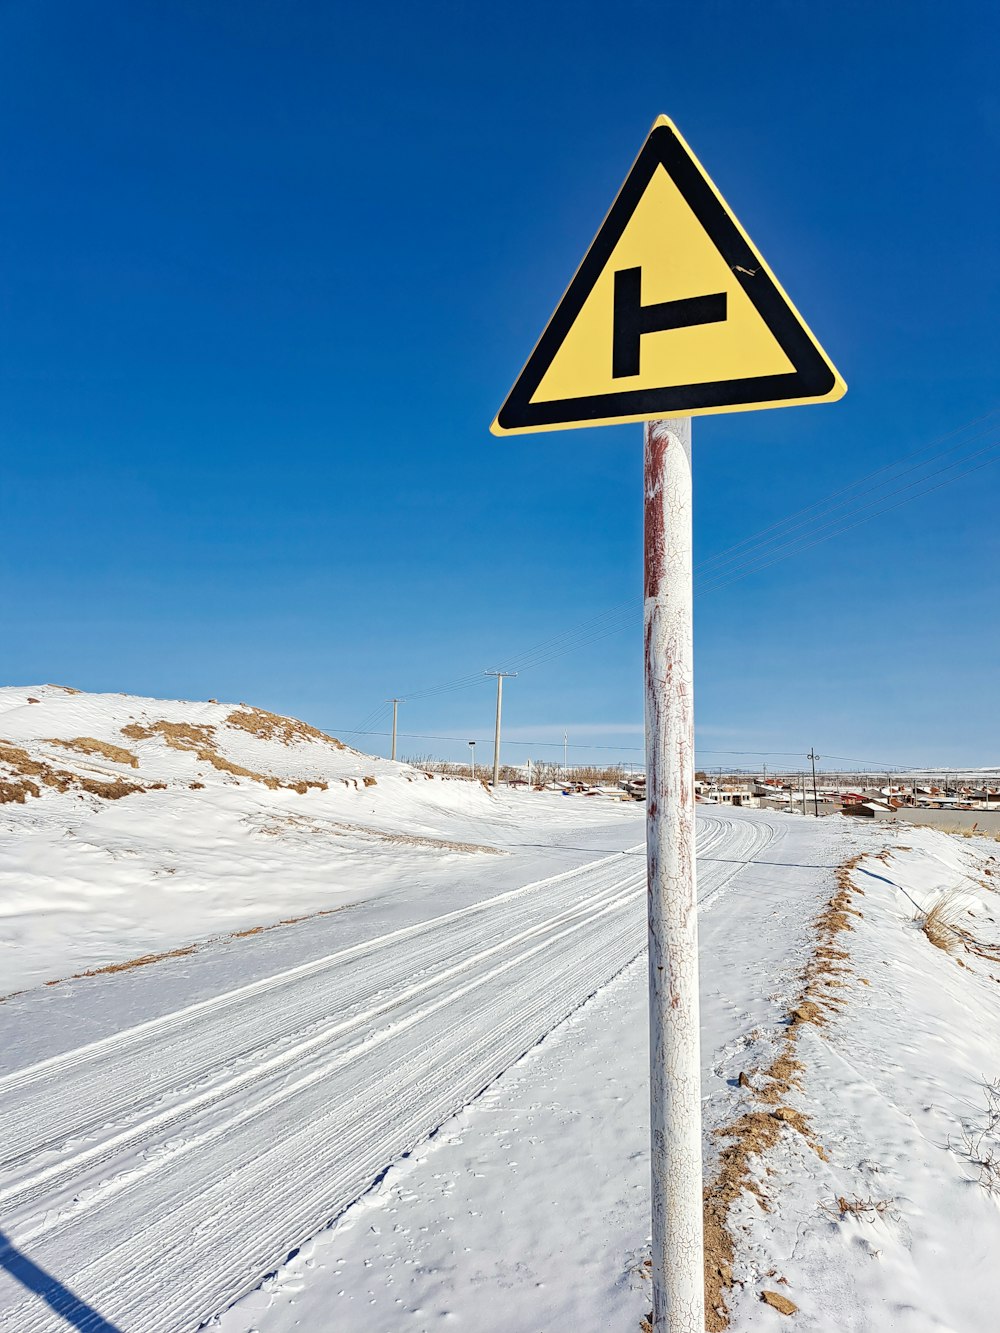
[563,731,568,777]
[485,671,516,786]
[468,739,476,781]
[808,748,819,817]
[386,698,402,762]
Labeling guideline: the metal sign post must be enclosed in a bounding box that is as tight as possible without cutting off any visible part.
[491,113,845,1333]
[644,417,702,1331]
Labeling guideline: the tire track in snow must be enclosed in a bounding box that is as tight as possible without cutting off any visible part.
[0,813,780,1333]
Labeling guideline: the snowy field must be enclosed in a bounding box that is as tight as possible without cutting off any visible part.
[2,687,1000,1331]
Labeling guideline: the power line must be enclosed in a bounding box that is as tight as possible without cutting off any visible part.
[698,437,1000,595]
[498,424,1000,672]
[342,406,999,717]
[696,408,1000,577]
[328,728,997,772]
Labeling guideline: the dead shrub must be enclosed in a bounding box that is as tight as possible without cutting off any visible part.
[917,892,965,953]
[952,1078,1000,1196]
[820,1194,896,1221]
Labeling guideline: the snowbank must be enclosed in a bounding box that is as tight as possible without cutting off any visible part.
[0,684,621,995]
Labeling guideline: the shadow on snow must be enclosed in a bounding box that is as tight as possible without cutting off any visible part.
[0,1229,123,1332]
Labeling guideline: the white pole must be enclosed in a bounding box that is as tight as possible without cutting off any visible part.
[644,417,703,1333]
[387,699,400,762]
[492,675,504,787]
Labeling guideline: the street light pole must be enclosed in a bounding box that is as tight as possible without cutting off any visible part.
[808,748,820,817]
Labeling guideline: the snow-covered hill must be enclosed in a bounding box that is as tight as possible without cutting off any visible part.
[0,684,541,994]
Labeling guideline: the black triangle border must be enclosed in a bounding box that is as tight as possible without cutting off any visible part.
[496,124,837,431]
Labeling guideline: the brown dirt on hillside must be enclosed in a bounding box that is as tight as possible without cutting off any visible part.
[47,736,140,768]
[121,720,327,794]
[225,707,344,749]
[701,853,866,1331]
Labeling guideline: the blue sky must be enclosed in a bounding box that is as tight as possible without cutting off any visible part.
[1,0,997,771]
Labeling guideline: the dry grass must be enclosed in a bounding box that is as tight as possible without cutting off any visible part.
[1,739,150,802]
[122,720,214,747]
[231,907,342,937]
[79,777,151,799]
[820,1194,895,1221]
[49,943,200,980]
[760,1290,798,1316]
[2,902,356,1001]
[1,739,71,789]
[917,892,965,953]
[0,777,42,804]
[122,720,327,794]
[255,813,503,854]
[701,854,866,1330]
[225,707,344,749]
[46,736,140,768]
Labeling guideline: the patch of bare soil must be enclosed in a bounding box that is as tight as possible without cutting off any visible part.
[46,736,140,768]
[225,706,344,749]
[701,853,866,1330]
[121,720,327,794]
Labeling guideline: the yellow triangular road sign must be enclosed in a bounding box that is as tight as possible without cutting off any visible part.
[491,116,846,435]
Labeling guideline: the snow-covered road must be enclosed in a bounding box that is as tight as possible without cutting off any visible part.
[0,812,775,1332]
